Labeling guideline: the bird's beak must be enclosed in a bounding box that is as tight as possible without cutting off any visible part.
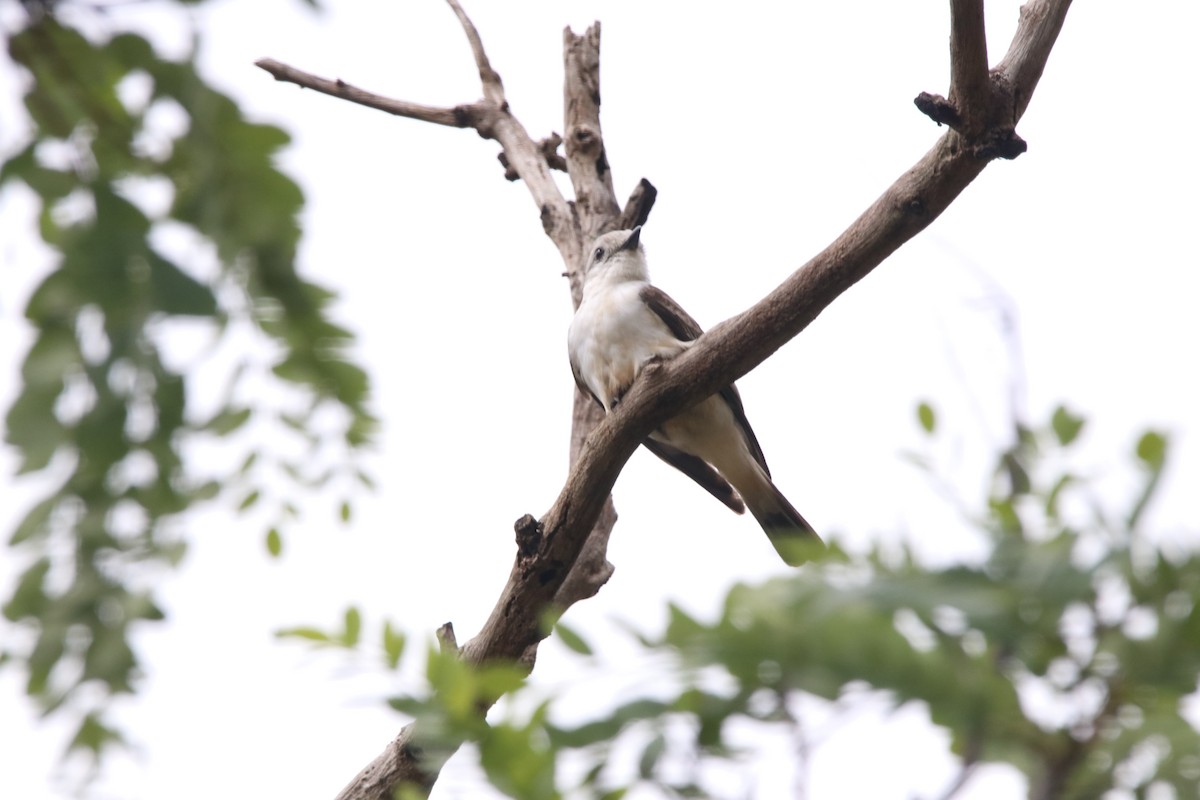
[619,226,642,252]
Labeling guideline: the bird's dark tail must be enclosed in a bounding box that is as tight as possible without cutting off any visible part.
[743,476,823,567]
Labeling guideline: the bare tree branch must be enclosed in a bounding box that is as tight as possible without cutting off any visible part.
[562,23,621,239]
[257,58,578,266]
[948,0,990,131]
[446,0,505,105]
[256,1,1076,798]
[254,58,484,128]
[996,0,1074,120]
[618,178,658,231]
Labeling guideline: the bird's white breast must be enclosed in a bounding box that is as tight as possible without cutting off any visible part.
[569,281,684,411]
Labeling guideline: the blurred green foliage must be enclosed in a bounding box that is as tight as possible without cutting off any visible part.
[1,4,373,760]
[533,407,1198,799]
[308,405,1197,799]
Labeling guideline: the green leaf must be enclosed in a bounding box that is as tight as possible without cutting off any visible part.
[265,527,282,557]
[356,469,377,490]
[999,450,1031,498]
[81,624,136,688]
[1135,430,1167,471]
[190,480,221,501]
[383,622,406,670]
[549,700,672,749]
[205,407,252,436]
[917,401,937,434]
[479,719,559,800]
[237,451,259,474]
[1044,473,1075,520]
[475,664,527,701]
[1050,405,1085,446]
[9,495,59,546]
[554,621,594,656]
[339,500,351,524]
[5,384,67,474]
[27,627,66,696]
[2,558,51,621]
[236,490,260,512]
[147,252,218,317]
[274,627,334,644]
[341,606,362,647]
[0,144,77,199]
[68,713,124,757]
[1129,431,1169,529]
[638,733,666,779]
[387,695,434,717]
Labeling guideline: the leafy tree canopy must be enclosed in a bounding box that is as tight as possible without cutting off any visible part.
[2,0,373,757]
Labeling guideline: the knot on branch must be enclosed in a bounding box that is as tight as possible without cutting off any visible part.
[540,132,567,170]
[914,92,962,128]
[898,193,927,218]
[514,514,543,557]
[973,128,1028,160]
[568,124,601,154]
[497,133,567,181]
[436,622,459,654]
[915,90,1028,162]
[452,104,476,128]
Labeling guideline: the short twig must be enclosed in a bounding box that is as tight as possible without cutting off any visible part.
[914,91,963,129]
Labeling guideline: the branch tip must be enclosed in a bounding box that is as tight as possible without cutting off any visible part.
[446,0,505,103]
[437,623,459,653]
[253,57,475,129]
[618,178,657,230]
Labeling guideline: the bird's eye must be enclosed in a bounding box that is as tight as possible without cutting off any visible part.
[593,247,605,261]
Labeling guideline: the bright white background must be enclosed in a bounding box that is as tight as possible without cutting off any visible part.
[2,1,1198,798]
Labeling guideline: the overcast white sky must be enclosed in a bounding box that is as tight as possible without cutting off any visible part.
[2,1,1198,798]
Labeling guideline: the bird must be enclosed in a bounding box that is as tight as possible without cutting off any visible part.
[567,226,822,566]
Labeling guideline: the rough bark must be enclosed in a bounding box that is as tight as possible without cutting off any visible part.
[255,0,1076,797]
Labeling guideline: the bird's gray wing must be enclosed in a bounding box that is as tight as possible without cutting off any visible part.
[641,438,746,514]
[639,284,772,476]
[638,284,704,341]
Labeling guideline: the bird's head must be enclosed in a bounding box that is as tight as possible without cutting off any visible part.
[581,227,648,291]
